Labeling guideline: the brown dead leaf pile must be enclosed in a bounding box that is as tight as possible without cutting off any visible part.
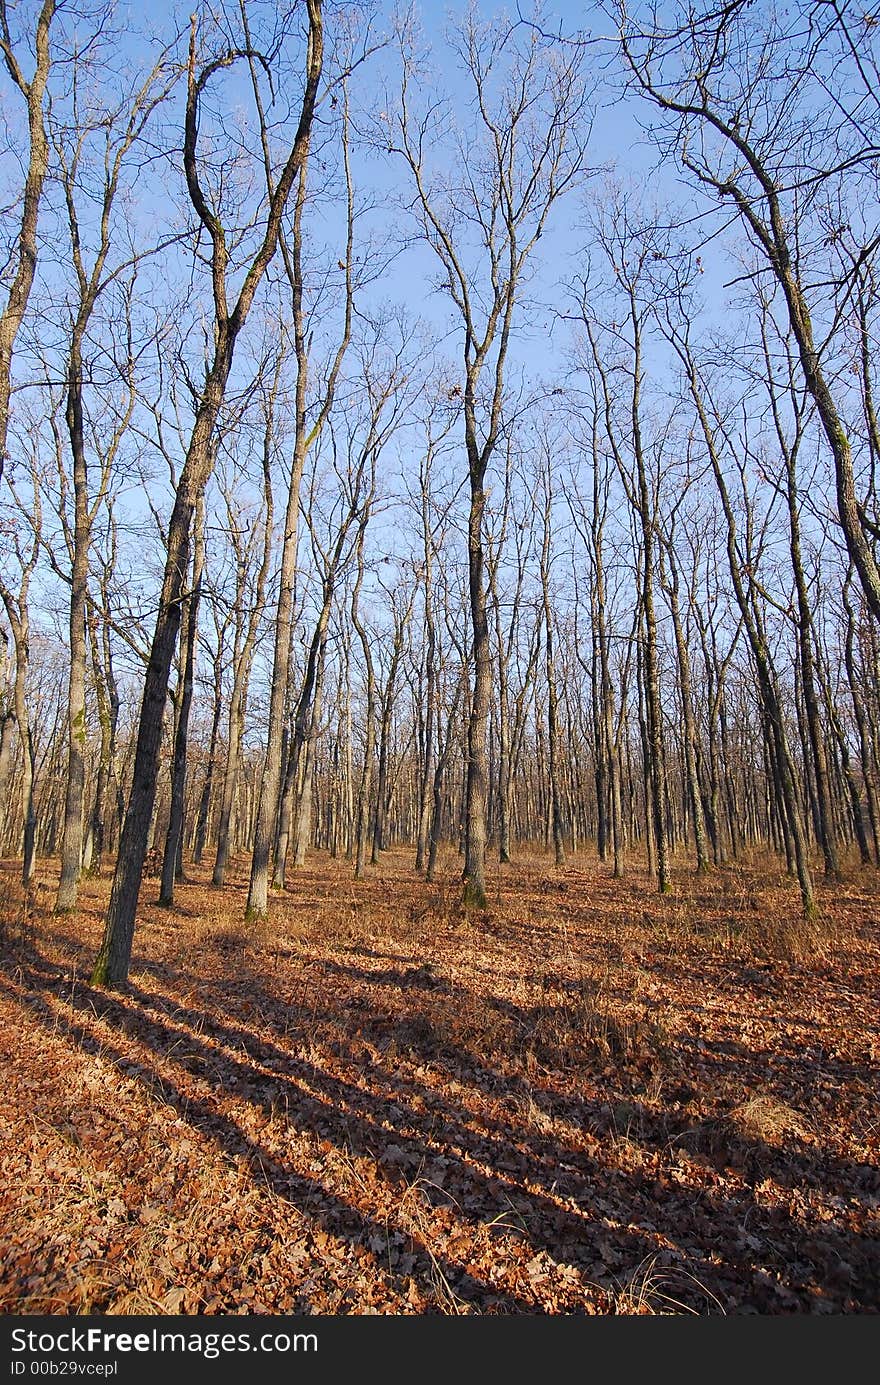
[1,848,877,1315]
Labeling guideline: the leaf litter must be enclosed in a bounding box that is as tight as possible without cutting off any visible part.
[0,849,877,1315]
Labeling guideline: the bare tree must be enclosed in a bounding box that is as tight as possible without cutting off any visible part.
[0,0,56,487]
[754,303,841,877]
[658,497,711,873]
[212,356,279,887]
[536,434,565,866]
[664,307,818,918]
[349,479,377,880]
[92,0,323,987]
[158,494,204,906]
[389,6,588,904]
[565,384,625,875]
[246,53,360,920]
[83,498,125,872]
[618,0,880,624]
[0,441,42,880]
[49,39,175,911]
[485,434,538,865]
[409,399,455,873]
[578,203,673,892]
[0,626,15,847]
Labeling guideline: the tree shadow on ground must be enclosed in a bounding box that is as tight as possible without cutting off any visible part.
[4,938,877,1313]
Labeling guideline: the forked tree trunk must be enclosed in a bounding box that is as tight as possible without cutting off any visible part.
[92,1,323,984]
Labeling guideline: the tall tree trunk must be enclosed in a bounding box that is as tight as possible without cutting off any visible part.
[247,47,351,919]
[91,1,323,983]
[843,576,880,864]
[213,680,246,887]
[83,599,120,876]
[768,333,841,878]
[415,516,436,873]
[683,352,817,919]
[0,709,15,851]
[539,466,565,867]
[292,675,321,868]
[55,336,90,910]
[193,643,224,866]
[159,497,204,905]
[661,541,710,873]
[427,677,464,883]
[463,459,491,908]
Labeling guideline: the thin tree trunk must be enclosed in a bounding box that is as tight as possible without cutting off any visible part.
[684,351,817,919]
[193,643,224,866]
[159,496,204,905]
[463,461,491,907]
[661,540,710,873]
[539,464,564,867]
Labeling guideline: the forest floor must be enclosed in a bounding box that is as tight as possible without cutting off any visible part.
[0,847,878,1316]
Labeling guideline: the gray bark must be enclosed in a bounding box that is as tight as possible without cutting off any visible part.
[92,1,323,984]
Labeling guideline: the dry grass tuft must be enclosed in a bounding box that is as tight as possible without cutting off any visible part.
[524,980,671,1067]
[679,1092,813,1160]
[759,911,834,963]
[611,1253,727,1315]
[729,1094,813,1146]
[184,912,277,960]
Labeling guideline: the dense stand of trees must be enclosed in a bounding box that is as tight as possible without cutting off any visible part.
[0,0,879,983]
